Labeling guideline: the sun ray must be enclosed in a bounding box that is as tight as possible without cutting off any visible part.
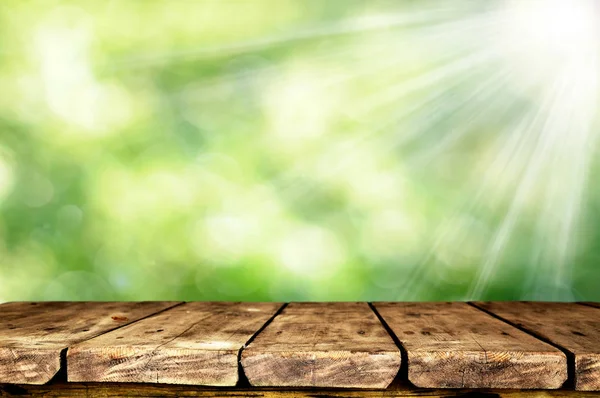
[107,6,463,70]
[468,69,588,299]
[173,7,505,106]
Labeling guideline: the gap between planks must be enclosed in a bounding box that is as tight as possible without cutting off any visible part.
[2,302,598,391]
[469,302,577,390]
[373,302,567,390]
[472,302,600,391]
[67,302,284,386]
[0,302,182,385]
[241,302,402,389]
[236,303,288,386]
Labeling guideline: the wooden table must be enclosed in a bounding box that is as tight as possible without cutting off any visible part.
[0,302,599,397]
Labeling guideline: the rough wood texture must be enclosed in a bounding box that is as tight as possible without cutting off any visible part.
[0,302,178,385]
[374,302,567,389]
[68,302,282,386]
[241,302,401,389]
[2,382,599,397]
[475,302,600,391]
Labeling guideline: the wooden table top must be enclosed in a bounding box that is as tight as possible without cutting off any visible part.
[0,301,599,397]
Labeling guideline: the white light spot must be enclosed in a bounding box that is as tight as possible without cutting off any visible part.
[191,213,255,266]
[275,225,346,279]
[264,68,339,155]
[499,0,599,86]
[34,11,134,136]
[361,208,423,260]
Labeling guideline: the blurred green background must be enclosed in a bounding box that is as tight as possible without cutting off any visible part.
[1,0,599,302]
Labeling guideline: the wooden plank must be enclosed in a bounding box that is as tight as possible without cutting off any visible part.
[67,302,282,386]
[0,301,179,384]
[475,302,600,391]
[241,302,401,389]
[2,382,599,397]
[373,302,567,389]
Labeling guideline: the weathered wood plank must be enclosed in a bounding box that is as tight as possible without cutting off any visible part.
[241,302,401,389]
[2,382,599,397]
[67,302,282,386]
[0,301,179,385]
[475,302,600,391]
[373,302,567,389]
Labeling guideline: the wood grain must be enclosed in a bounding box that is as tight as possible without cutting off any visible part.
[67,302,282,386]
[241,302,401,389]
[475,302,600,391]
[0,301,178,384]
[373,302,567,389]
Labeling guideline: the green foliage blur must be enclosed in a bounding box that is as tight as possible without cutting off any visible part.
[1,1,599,302]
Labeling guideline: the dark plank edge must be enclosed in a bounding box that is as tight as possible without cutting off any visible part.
[237,303,288,386]
[468,302,575,390]
[66,301,186,349]
[240,303,402,388]
[66,302,284,385]
[368,302,407,385]
[373,302,567,389]
[0,302,184,385]
[59,302,186,383]
[54,301,183,384]
[578,302,600,310]
[2,383,600,397]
